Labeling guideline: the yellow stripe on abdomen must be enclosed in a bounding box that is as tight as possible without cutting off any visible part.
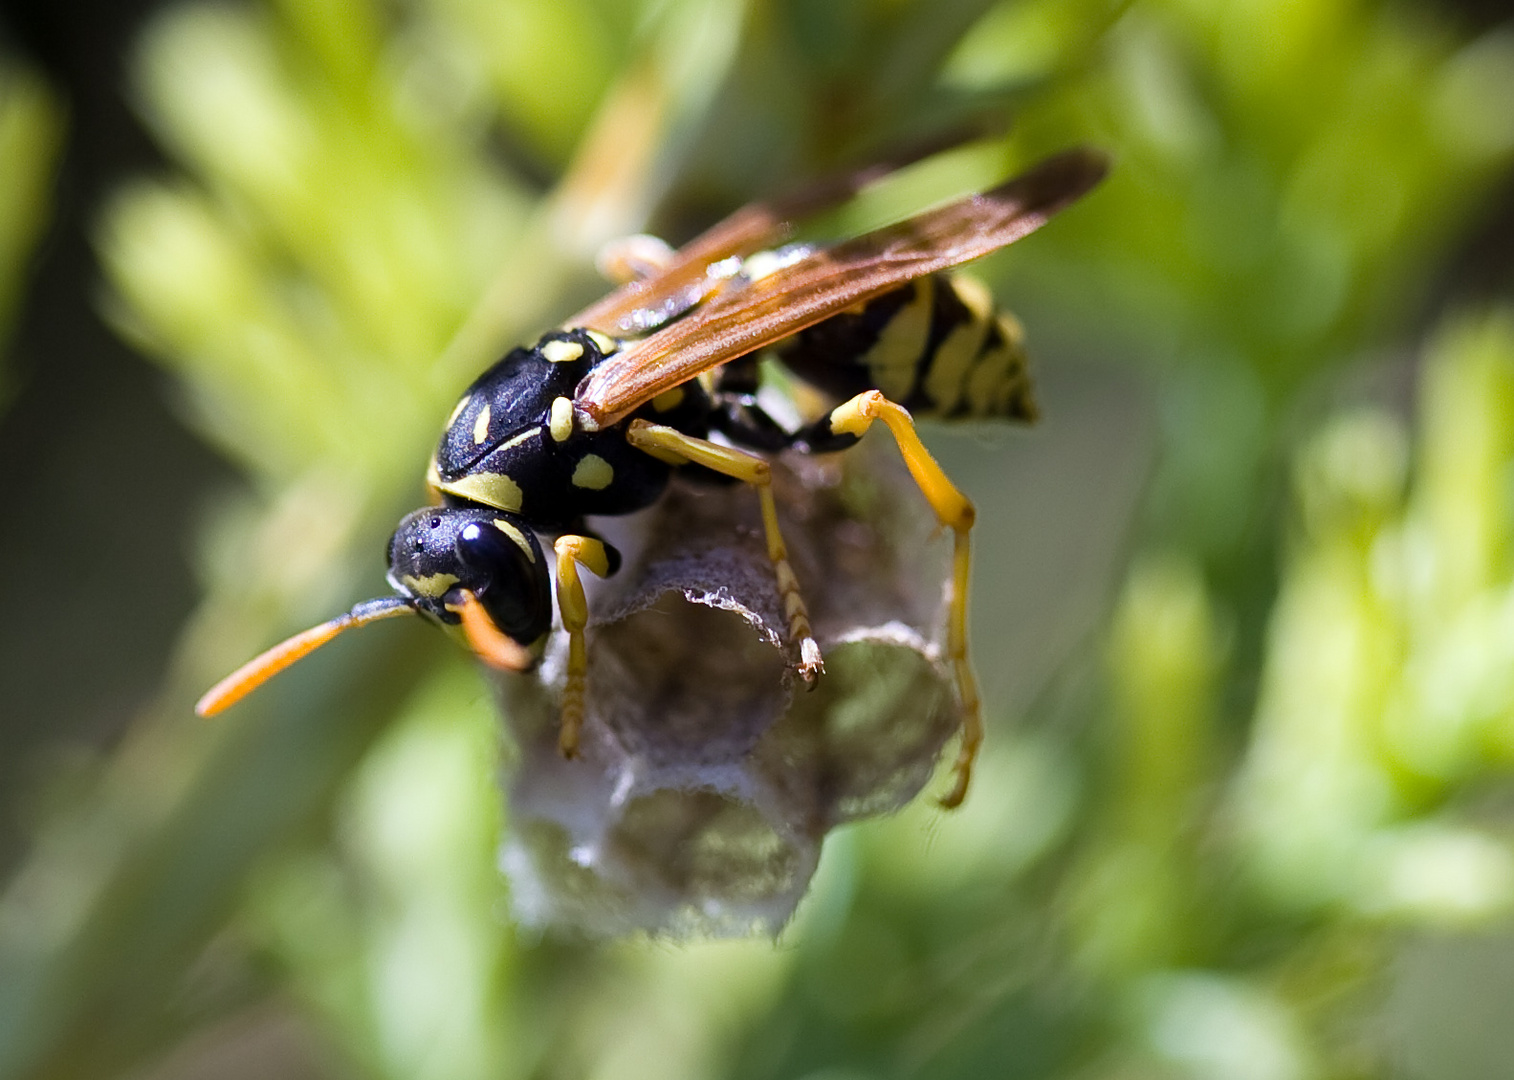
[920,276,994,415]
[963,313,1034,419]
[862,277,934,402]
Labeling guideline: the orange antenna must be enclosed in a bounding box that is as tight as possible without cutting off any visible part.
[457,590,536,672]
[196,597,414,717]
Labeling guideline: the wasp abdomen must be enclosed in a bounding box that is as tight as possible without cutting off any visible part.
[776,273,1037,423]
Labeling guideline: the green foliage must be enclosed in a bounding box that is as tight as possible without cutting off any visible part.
[4,1,1514,1078]
[0,59,61,407]
[1238,312,1514,922]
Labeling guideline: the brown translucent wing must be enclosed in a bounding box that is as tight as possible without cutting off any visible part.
[570,124,1012,337]
[569,204,793,337]
[574,147,1109,430]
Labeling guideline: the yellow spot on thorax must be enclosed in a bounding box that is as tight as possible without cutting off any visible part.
[571,454,615,490]
[585,330,619,355]
[549,397,574,442]
[447,394,470,427]
[541,339,584,364]
[473,403,492,445]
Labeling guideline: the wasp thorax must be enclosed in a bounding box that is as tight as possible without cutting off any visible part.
[386,507,551,645]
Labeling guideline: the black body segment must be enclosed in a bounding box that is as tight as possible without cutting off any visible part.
[430,329,716,529]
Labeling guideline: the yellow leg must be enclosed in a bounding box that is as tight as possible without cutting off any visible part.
[829,390,982,809]
[554,534,611,757]
[625,419,824,681]
[595,233,675,284]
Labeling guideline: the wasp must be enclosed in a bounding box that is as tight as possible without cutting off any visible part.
[197,147,1108,808]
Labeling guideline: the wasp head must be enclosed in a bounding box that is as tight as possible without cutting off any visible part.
[387,506,552,656]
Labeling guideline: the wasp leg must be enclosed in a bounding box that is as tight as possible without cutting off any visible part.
[708,392,795,453]
[624,419,823,682]
[554,534,612,758]
[820,390,981,810]
[595,234,676,284]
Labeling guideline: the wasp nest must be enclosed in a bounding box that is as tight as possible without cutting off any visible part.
[497,446,963,937]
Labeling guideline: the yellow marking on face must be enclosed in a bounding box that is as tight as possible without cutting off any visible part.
[571,454,615,490]
[400,572,459,598]
[922,307,991,415]
[491,518,536,562]
[862,277,934,402]
[436,471,523,512]
[549,396,574,442]
[473,403,492,445]
[541,339,584,364]
[651,386,685,412]
[586,330,619,355]
[447,394,470,427]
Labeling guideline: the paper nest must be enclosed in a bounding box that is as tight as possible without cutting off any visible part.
[496,447,964,937]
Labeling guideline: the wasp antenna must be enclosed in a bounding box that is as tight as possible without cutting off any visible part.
[195,597,414,717]
[457,590,536,672]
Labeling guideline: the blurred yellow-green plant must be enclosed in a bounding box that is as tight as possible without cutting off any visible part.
[5,0,1514,1078]
[0,58,61,407]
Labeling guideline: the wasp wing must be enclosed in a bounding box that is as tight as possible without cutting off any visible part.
[574,147,1108,430]
[570,125,1016,337]
[570,204,795,337]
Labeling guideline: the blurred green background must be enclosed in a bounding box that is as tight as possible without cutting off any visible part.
[4,0,1514,1076]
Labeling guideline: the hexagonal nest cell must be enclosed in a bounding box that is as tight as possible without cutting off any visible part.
[497,447,964,937]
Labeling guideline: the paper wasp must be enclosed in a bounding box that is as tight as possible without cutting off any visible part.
[197,147,1108,809]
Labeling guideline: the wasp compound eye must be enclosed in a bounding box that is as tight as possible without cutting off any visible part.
[455,515,552,644]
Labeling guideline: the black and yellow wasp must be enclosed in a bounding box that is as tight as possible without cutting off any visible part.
[197,147,1108,808]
